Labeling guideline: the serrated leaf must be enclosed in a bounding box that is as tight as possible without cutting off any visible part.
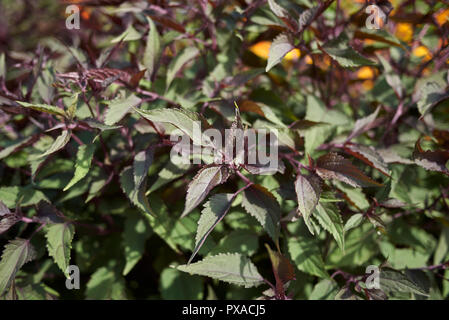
[321,33,376,68]
[314,202,345,251]
[135,107,208,146]
[189,193,235,264]
[0,238,36,295]
[16,101,67,118]
[288,236,328,278]
[182,165,230,217]
[267,0,289,18]
[122,212,152,275]
[316,152,383,188]
[143,17,161,79]
[120,166,153,215]
[266,33,294,72]
[45,223,75,277]
[413,139,449,175]
[298,6,318,31]
[241,184,281,243]
[64,144,96,191]
[166,47,199,89]
[344,143,390,176]
[104,94,142,125]
[177,253,264,288]
[380,267,429,297]
[38,130,71,159]
[295,172,322,226]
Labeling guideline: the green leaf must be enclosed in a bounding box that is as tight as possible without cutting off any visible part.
[176,253,264,288]
[166,47,199,89]
[0,136,34,160]
[241,184,281,243]
[45,223,75,277]
[86,265,127,299]
[105,94,142,125]
[120,166,153,215]
[309,279,339,299]
[63,144,96,191]
[147,161,190,194]
[344,213,364,232]
[320,33,376,68]
[122,212,152,276]
[135,107,208,146]
[415,72,449,117]
[0,53,5,79]
[314,202,345,251]
[434,227,449,265]
[160,268,204,300]
[0,238,36,295]
[111,24,141,43]
[133,149,153,190]
[380,267,429,297]
[16,101,67,118]
[288,236,328,278]
[82,118,122,131]
[189,193,234,263]
[182,165,230,217]
[0,186,49,208]
[266,33,294,72]
[143,17,161,79]
[38,130,72,159]
[295,173,322,227]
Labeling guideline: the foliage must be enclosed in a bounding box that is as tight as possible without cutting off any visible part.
[0,0,449,300]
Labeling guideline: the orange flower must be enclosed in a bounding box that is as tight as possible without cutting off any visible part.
[304,55,313,65]
[435,8,449,26]
[249,41,271,60]
[412,46,432,62]
[250,41,301,61]
[395,23,413,43]
[362,80,374,91]
[357,66,375,80]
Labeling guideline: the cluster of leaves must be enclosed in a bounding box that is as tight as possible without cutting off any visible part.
[0,0,449,300]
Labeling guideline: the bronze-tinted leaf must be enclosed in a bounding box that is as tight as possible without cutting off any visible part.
[315,152,383,187]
